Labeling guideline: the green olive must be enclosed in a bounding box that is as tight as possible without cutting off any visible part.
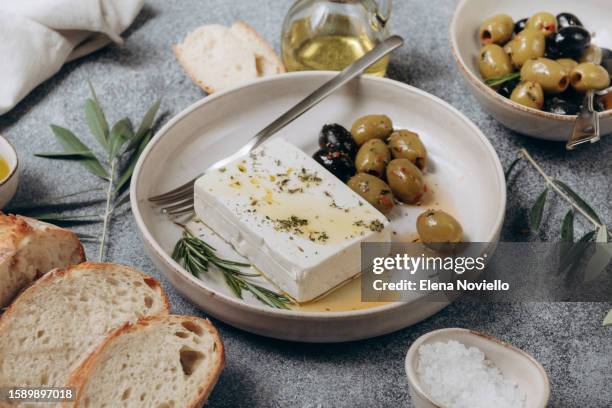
[503,39,515,58]
[578,44,603,65]
[388,130,427,170]
[347,173,394,215]
[520,58,569,93]
[526,12,557,37]
[510,29,546,68]
[385,159,425,204]
[350,115,393,146]
[479,14,514,45]
[510,81,544,109]
[416,209,463,244]
[570,62,611,92]
[478,44,513,80]
[354,139,391,178]
[556,58,578,71]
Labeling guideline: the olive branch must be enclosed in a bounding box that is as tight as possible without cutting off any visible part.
[8,83,161,260]
[506,148,612,326]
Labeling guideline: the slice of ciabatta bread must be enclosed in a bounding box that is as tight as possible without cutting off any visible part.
[66,315,224,408]
[0,213,85,308]
[230,21,285,76]
[0,262,169,394]
[173,24,258,93]
[173,22,285,93]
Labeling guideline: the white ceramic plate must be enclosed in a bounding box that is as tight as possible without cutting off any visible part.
[451,0,612,141]
[131,72,506,342]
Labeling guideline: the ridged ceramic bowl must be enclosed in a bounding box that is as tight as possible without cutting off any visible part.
[450,0,612,141]
[405,328,550,408]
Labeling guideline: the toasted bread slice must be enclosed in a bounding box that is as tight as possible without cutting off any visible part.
[173,24,258,93]
[66,315,224,408]
[230,21,285,76]
[0,213,85,308]
[0,262,169,394]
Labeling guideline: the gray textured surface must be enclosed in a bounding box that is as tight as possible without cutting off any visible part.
[1,0,611,407]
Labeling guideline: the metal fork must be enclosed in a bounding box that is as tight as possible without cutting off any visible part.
[148,35,404,216]
[566,87,612,150]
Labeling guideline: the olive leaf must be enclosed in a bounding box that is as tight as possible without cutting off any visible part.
[552,180,602,224]
[529,189,548,231]
[128,98,161,151]
[32,212,102,224]
[561,210,574,243]
[108,118,134,158]
[485,72,520,87]
[115,130,152,193]
[504,156,522,180]
[583,225,612,282]
[6,188,104,212]
[35,151,97,160]
[49,125,109,179]
[559,230,597,275]
[85,98,110,152]
[604,310,612,327]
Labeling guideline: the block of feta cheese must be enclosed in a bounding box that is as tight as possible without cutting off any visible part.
[194,138,391,303]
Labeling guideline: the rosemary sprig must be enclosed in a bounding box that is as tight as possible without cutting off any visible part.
[33,83,161,260]
[172,227,294,309]
[484,72,520,87]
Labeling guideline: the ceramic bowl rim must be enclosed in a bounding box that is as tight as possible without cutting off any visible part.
[130,71,507,319]
[449,0,612,122]
[0,134,18,187]
[404,327,551,408]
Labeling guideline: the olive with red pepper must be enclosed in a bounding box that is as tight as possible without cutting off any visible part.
[318,124,358,157]
[313,148,356,182]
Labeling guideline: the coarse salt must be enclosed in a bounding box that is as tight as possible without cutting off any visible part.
[416,340,526,408]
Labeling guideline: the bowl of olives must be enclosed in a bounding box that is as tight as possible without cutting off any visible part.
[451,0,612,141]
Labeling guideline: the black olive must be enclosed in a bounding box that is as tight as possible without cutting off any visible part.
[544,37,561,59]
[543,95,581,115]
[313,148,356,182]
[556,13,584,29]
[549,26,591,58]
[497,77,520,98]
[514,18,528,34]
[318,124,358,157]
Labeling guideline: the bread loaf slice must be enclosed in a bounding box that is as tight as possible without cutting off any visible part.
[173,24,258,93]
[0,262,169,395]
[0,213,85,308]
[230,21,285,76]
[173,22,285,93]
[66,315,224,408]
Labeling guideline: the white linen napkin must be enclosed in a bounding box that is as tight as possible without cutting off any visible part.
[0,0,144,115]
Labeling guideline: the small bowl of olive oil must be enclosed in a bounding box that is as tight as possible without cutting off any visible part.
[0,134,19,209]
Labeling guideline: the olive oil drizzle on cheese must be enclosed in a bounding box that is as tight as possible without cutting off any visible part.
[210,162,383,245]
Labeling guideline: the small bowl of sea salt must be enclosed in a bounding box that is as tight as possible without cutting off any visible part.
[405,328,550,408]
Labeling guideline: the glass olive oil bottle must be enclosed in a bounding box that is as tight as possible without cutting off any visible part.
[0,156,10,181]
[281,0,392,76]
